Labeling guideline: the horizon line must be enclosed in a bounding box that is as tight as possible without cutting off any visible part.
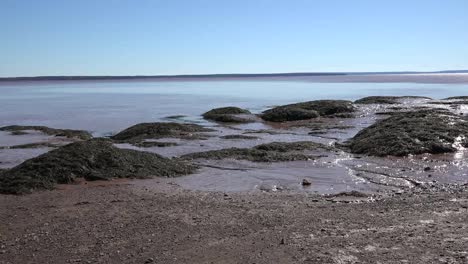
[1,70,468,81]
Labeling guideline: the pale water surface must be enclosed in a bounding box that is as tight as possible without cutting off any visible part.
[1,79,468,136]
[2,79,468,194]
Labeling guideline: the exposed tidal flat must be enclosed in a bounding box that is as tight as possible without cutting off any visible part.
[2,75,468,263]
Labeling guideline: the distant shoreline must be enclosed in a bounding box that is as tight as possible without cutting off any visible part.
[1,70,468,82]
[1,72,468,85]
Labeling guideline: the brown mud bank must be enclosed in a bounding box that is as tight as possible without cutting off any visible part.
[0,182,467,263]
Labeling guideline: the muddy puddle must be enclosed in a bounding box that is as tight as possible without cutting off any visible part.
[2,97,468,194]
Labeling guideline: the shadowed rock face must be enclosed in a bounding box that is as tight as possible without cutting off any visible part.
[354,96,431,104]
[261,100,355,122]
[181,141,331,162]
[202,107,253,123]
[346,110,468,156]
[0,139,196,194]
[111,122,213,142]
[0,125,92,140]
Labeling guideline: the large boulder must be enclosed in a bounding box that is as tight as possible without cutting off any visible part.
[0,125,92,140]
[0,139,196,194]
[202,107,253,123]
[346,110,468,156]
[261,100,355,122]
[111,122,213,142]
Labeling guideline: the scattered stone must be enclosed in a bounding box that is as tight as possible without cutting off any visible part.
[0,125,92,140]
[144,258,154,263]
[0,139,196,194]
[261,100,355,122]
[424,167,431,172]
[302,179,312,186]
[345,110,468,156]
[111,122,213,142]
[181,141,330,162]
[202,107,253,123]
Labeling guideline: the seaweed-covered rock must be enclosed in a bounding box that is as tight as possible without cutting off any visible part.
[181,141,330,162]
[0,125,92,140]
[346,110,468,156]
[132,141,178,148]
[203,107,251,117]
[261,100,354,122]
[0,139,196,194]
[202,107,253,123]
[428,100,468,105]
[354,96,401,104]
[111,122,213,142]
[254,141,330,152]
[220,135,258,140]
[261,107,320,122]
[354,96,431,104]
[0,142,57,150]
[443,96,468,100]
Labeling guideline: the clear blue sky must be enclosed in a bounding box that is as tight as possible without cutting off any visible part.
[1,0,467,77]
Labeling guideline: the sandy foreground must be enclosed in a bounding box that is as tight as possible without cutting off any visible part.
[1,180,468,264]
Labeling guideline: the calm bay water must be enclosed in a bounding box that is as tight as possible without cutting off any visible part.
[1,79,468,136]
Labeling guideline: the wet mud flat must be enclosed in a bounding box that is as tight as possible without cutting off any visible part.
[1,182,468,263]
